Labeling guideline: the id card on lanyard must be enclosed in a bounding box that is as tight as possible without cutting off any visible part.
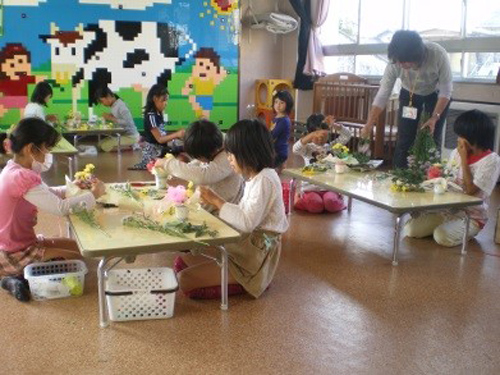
[402,69,420,120]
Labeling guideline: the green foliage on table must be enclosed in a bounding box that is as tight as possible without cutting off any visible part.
[122,215,219,245]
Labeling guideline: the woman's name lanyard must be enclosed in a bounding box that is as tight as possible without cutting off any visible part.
[402,69,420,120]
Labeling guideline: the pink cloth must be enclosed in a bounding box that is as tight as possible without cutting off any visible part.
[295,191,345,214]
[0,160,41,252]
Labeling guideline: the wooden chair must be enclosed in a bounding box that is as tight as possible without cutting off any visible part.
[312,73,398,162]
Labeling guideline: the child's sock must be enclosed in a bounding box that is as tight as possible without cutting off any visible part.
[173,256,188,274]
[1,276,30,302]
[185,284,246,300]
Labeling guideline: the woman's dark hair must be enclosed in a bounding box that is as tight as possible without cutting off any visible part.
[0,118,60,155]
[30,81,53,106]
[95,86,119,101]
[388,30,426,64]
[454,109,495,150]
[224,119,275,173]
[184,119,223,160]
[144,84,169,115]
[273,90,294,115]
[306,113,329,133]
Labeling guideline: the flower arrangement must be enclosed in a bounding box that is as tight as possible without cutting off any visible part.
[166,182,194,205]
[389,112,449,192]
[74,164,96,189]
[331,143,350,159]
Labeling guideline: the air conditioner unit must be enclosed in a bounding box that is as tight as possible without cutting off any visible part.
[441,101,500,160]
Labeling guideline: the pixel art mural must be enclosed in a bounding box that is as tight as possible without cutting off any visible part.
[0,0,239,130]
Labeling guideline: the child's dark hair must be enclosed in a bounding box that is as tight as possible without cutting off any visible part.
[454,109,495,150]
[224,119,275,173]
[184,119,223,160]
[95,86,119,102]
[30,81,53,106]
[144,84,169,115]
[306,113,329,133]
[273,90,294,115]
[0,118,60,155]
[388,30,426,64]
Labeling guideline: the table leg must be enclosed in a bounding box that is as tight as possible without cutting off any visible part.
[391,214,405,266]
[117,133,122,155]
[461,212,471,255]
[217,245,229,311]
[73,135,78,148]
[67,156,74,178]
[98,257,113,328]
[288,178,295,217]
[347,197,353,212]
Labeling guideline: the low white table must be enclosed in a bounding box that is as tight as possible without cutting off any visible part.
[283,168,483,265]
[68,185,240,327]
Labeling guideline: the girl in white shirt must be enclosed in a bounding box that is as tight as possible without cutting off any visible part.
[175,119,289,299]
[0,118,106,301]
[154,119,243,212]
[24,82,58,124]
[404,110,500,247]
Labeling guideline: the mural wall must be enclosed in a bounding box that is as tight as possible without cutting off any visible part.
[0,0,239,130]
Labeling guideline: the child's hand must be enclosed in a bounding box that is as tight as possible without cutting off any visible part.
[102,113,114,121]
[199,186,226,210]
[154,158,167,169]
[325,115,342,131]
[174,129,185,139]
[457,138,471,161]
[309,130,329,145]
[46,114,59,123]
[90,179,106,199]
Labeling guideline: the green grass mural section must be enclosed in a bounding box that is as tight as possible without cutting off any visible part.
[0,66,238,131]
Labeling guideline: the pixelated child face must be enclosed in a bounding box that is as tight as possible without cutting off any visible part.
[1,54,31,80]
[273,98,287,114]
[227,152,242,174]
[99,96,114,107]
[153,95,168,112]
[193,58,218,81]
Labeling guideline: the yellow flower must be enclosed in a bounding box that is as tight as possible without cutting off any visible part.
[187,181,194,190]
[402,186,409,192]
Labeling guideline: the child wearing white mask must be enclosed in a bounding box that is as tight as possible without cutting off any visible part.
[0,118,106,302]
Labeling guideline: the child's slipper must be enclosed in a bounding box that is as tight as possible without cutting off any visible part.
[127,165,147,171]
[1,276,30,302]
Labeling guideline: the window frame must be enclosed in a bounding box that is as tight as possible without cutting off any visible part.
[321,0,500,82]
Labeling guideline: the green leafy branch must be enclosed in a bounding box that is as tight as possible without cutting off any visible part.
[122,215,218,246]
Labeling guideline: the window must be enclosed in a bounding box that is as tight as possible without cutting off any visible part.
[321,0,500,81]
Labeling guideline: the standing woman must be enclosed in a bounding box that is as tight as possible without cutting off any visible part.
[361,30,453,168]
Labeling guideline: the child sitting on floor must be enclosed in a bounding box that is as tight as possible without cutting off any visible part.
[404,109,500,247]
[292,114,351,213]
[154,119,243,212]
[95,87,140,152]
[174,119,289,299]
[130,84,185,170]
[0,118,106,302]
[24,81,58,124]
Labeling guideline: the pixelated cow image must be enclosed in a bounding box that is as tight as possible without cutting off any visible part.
[40,20,196,110]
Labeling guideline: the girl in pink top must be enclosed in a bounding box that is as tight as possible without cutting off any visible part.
[0,118,106,302]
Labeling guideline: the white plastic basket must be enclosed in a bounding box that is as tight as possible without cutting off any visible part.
[24,260,88,301]
[105,267,179,322]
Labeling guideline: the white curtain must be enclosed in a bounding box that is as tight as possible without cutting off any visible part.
[303,0,330,77]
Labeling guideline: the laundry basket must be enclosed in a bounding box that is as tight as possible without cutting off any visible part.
[105,267,179,322]
[24,260,88,301]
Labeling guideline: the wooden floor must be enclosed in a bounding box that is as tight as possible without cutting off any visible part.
[2,149,500,375]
